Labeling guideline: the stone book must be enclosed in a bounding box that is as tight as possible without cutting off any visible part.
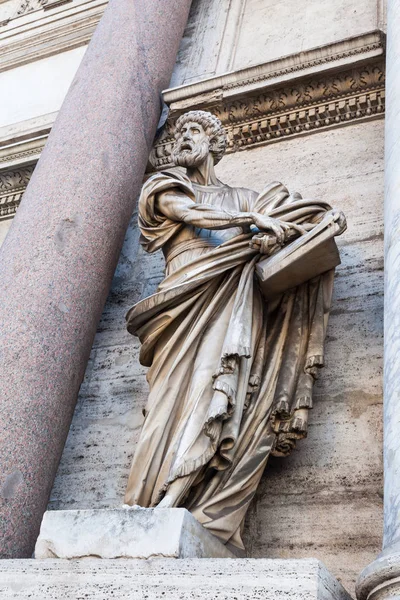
[255,216,343,300]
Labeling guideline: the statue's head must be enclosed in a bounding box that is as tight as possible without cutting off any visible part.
[171,110,227,168]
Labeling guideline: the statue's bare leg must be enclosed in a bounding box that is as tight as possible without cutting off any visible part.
[157,475,193,508]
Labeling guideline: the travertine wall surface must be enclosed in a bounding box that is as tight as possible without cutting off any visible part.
[0,219,12,245]
[0,47,86,128]
[172,0,386,84]
[231,0,384,69]
[0,558,353,600]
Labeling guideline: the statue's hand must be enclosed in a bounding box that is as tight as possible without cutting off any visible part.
[251,214,289,243]
[250,233,278,255]
[251,214,293,245]
[250,218,307,255]
[331,209,347,232]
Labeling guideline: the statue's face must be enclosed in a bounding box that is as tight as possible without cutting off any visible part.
[172,121,211,168]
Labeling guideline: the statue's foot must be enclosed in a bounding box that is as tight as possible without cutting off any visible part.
[156,494,175,508]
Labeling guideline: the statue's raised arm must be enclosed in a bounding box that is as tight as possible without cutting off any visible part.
[155,187,293,241]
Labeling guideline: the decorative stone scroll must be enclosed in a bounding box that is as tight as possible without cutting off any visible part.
[0,0,50,27]
[0,166,34,220]
[16,1,48,17]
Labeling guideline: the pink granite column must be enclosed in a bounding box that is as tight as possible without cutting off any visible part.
[0,0,191,558]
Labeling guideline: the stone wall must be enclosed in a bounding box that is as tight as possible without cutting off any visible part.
[0,46,86,128]
[0,218,12,245]
[172,0,386,84]
[231,0,385,69]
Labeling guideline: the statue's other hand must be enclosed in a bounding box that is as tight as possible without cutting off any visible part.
[252,214,292,245]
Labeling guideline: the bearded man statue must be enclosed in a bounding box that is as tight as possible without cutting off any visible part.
[124,110,346,554]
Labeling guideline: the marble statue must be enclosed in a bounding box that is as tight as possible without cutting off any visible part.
[124,110,346,553]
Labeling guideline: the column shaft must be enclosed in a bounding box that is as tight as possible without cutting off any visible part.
[0,0,191,558]
[383,0,400,552]
[357,3,400,598]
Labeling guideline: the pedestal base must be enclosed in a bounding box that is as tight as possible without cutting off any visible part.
[34,507,234,559]
[0,558,352,600]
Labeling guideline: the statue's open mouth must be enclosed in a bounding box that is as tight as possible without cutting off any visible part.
[180,143,192,151]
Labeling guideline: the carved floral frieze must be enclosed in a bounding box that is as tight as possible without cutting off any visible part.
[17,0,48,16]
[1,0,72,24]
[150,60,385,170]
[0,165,34,220]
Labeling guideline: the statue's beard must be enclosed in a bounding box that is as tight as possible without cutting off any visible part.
[172,139,210,168]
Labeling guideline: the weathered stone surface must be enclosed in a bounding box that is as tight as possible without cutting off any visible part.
[232,0,380,69]
[170,0,234,86]
[35,507,234,559]
[0,558,352,600]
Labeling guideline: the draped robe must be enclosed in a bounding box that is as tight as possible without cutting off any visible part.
[124,170,340,552]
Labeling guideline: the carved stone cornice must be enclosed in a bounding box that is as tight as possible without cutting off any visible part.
[0,165,34,220]
[0,31,386,217]
[0,0,106,72]
[0,111,56,170]
[164,31,385,104]
[0,136,46,169]
[151,31,385,170]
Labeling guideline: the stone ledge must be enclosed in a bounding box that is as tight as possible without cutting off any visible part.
[0,0,107,73]
[163,30,385,105]
[0,558,353,600]
[34,507,234,560]
[151,31,385,170]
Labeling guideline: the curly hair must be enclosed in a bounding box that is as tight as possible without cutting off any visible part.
[174,110,227,164]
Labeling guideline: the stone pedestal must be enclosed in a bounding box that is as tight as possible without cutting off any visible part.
[0,558,352,600]
[0,0,192,559]
[356,0,400,598]
[34,508,233,559]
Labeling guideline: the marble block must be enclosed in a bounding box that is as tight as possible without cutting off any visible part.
[0,558,352,600]
[34,507,234,559]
